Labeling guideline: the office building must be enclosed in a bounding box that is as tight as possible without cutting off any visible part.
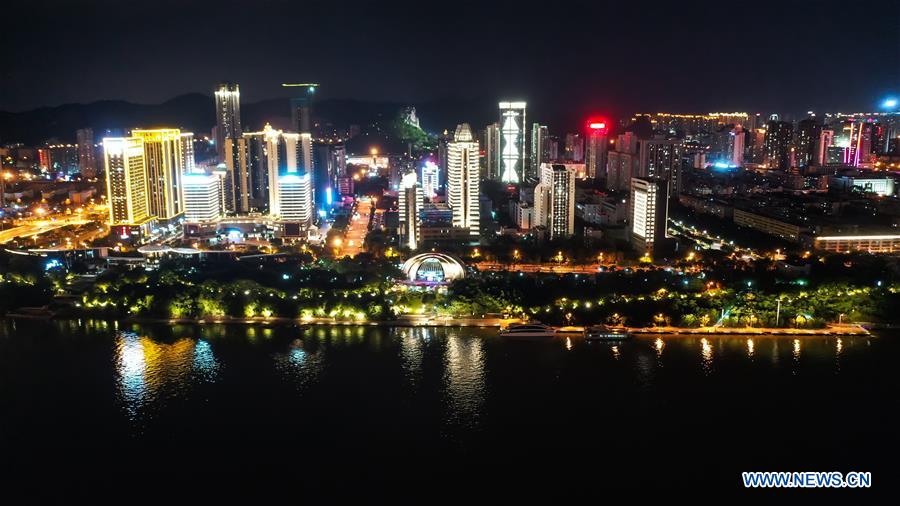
[76,128,97,178]
[286,83,317,134]
[104,136,150,226]
[534,163,576,239]
[447,123,480,238]
[214,82,242,162]
[630,177,669,258]
[499,101,527,183]
[275,172,313,225]
[183,172,222,222]
[131,129,185,222]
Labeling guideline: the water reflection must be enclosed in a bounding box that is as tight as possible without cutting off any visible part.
[443,332,485,428]
[400,328,428,385]
[193,339,219,380]
[611,345,621,360]
[654,338,665,357]
[700,338,713,374]
[746,338,755,358]
[115,331,197,419]
[274,338,323,390]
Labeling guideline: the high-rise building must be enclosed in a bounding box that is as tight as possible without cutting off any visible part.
[399,171,423,250]
[131,129,185,222]
[630,177,668,258]
[530,124,549,180]
[214,82,242,162]
[606,132,639,191]
[276,172,313,225]
[285,83,317,134]
[483,123,500,180]
[817,129,835,166]
[764,121,793,169]
[183,172,222,222]
[447,124,480,238]
[267,131,312,223]
[534,163,576,239]
[795,119,821,168]
[76,128,97,178]
[223,137,248,213]
[104,137,150,225]
[180,132,195,173]
[638,136,683,197]
[585,121,608,179]
[727,125,745,167]
[421,160,440,198]
[498,101,527,183]
[564,133,584,162]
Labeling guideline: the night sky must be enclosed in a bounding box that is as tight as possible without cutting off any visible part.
[2,0,898,116]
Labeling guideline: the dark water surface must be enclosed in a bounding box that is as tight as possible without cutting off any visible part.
[1,319,896,495]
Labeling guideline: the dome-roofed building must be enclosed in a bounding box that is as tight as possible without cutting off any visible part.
[400,253,466,284]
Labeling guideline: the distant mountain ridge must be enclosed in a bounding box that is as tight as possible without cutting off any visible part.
[0,94,511,145]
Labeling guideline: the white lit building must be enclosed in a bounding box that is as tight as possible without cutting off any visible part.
[276,172,313,224]
[534,163,576,239]
[630,177,669,257]
[182,172,222,222]
[499,101,527,183]
[399,171,423,250]
[421,160,440,198]
[447,123,480,238]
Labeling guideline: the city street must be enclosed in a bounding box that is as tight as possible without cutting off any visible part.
[338,197,373,257]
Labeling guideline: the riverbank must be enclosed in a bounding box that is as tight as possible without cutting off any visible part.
[3,311,872,335]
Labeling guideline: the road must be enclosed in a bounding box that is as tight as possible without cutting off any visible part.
[0,216,95,244]
[339,198,373,257]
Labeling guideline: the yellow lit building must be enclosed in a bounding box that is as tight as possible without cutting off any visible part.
[104,137,151,226]
[132,129,185,222]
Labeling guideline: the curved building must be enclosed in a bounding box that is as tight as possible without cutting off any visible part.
[400,253,466,283]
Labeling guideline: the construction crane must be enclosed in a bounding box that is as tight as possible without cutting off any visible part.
[282,83,319,93]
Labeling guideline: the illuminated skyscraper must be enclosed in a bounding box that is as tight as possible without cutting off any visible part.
[104,137,150,226]
[214,82,242,161]
[447,124,480,238]
[131,129,185,222]
[399,171,423,250]
[421,160,440,198]
[484,122,499,180]
[534,163,575,239]
[585,121,608,178]
[630,177,668,258]
[76,128,97,178]
[498,101,527,183]
[531,124,549,179]
[180,132,195,173]
[276,172,312,224]
[183,172,222,222]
